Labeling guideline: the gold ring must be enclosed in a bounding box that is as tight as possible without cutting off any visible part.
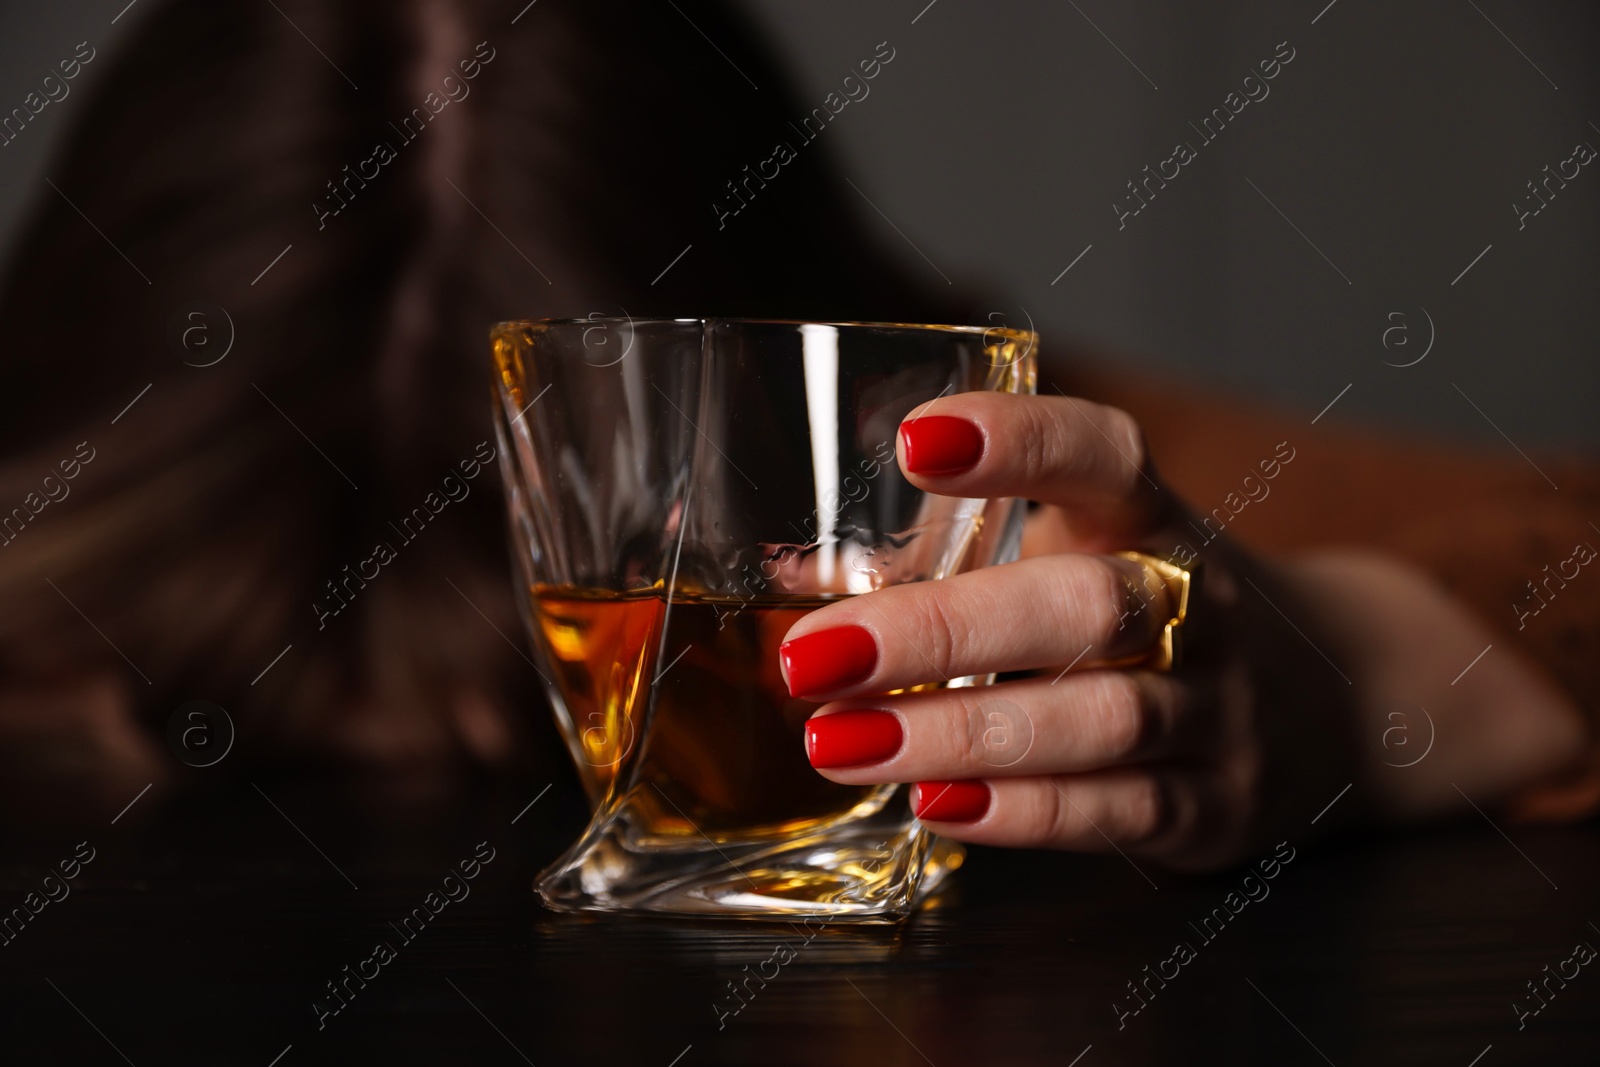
[1108,551,1198,673]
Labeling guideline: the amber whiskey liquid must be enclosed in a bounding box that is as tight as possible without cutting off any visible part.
[531,587,885,839]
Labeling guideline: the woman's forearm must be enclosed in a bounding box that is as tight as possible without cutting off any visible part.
[1069,362,1600,816]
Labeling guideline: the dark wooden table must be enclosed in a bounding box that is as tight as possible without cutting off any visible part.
[3,775,1597,1065]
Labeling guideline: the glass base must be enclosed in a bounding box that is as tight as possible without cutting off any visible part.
[536,787,964,923]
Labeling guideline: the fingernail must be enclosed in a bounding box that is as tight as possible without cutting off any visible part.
[912,780,991,823]
[900,415,984,475]
[806,709,903,769]
[779,625,877,698]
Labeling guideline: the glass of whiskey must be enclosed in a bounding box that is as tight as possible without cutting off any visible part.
[491,318,1035,920]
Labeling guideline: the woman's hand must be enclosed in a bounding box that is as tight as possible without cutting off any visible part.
[781,392,1588,870]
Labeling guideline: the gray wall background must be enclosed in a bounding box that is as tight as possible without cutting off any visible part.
[3,0,1597,449]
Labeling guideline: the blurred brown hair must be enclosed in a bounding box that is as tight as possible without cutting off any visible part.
[0,0,958,797]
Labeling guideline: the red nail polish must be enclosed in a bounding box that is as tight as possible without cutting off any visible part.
[900,415,984,475]
[912,780,991,823]
[806,710,903,769]
[780,625,877,698]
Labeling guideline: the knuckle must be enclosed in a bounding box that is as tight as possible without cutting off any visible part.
[1041,781,1079,845]
[1100,404,1148,483]
[1089,673,1154,760]
[1090,403,1150,500]
[1058,558,1129,648]
[909,587,978,680]
[1016,400,1058,485]
[1120,775,1172,844]
[1033,398,1150,496]
[944,691,991,774]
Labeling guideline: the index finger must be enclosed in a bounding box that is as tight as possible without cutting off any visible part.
[897,392,1172,544]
